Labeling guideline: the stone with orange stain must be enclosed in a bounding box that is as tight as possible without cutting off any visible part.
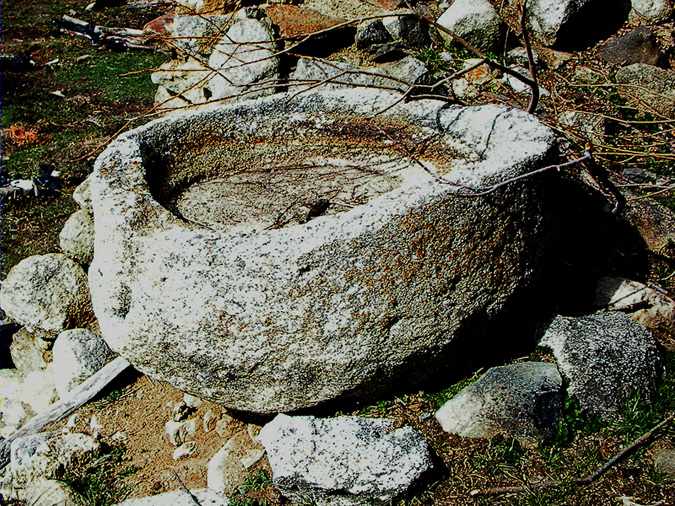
[175,0,237,15]
[143,14,174,38]
[375,0,407,9]
[463,59,492,83]
[266,4,345,39]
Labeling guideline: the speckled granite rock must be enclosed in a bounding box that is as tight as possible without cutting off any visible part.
[539,312,662,420]
[6,432,99,500]
[598,27,661,66]
[290,56,428,92]
[116,489,229,505]
[437,0,502,51]
[0,254,92,334]
[52,329,116,400]
[72,176,92,211]
[630,0,673,23]
[89,89,557,414]
[59,209,95,265]
[258,414,433,505]
[615,63,675,118]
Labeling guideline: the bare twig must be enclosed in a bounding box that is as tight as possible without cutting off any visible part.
[520,0,539,113]
[413,8,540,113]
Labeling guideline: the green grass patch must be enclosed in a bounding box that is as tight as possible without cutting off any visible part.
[470,435,526,475]
[60,444,138,505]
[238,470,272,494]
[414,47,451,75]
[55,51,167,103]
[358,398,394,417]
[227,470,273,506]
[549,396,603,449]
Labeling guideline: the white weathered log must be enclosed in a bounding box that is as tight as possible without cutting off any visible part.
[0,357,130,469]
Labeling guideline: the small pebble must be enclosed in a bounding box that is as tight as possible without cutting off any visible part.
[173,441,197,460]
[184,394,203,409]
[241,448,265,469]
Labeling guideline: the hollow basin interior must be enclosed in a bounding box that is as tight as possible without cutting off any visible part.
[144,114,460,233]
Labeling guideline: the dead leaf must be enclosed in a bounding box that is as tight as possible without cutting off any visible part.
[5,124,39,146]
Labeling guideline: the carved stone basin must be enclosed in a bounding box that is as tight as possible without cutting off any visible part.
[89,89,557,413]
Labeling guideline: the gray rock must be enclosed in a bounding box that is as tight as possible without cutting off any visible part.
[435,362,563,439]
[384,56,429,85]
[615,63,675,118]
[59,209,95,265]
[72,176,92,211]
[539,313,662,420]
[9,327,52,374]
[290,56,428,92]
[558,110,606,146]
[164,419,198,446]
[0,367,58,431]
[382,11,430,48]
[0,254,91,334]
[152,11,279,111]
[89,89,557,414]
[525,0,623,47]
[183,393,203,409]
[598,28,661,66]
[52,329,116,400]
[151,57,212,111]
[622,167,659,184]
[356,19,392,49]
[507,47,541,67]
[168,15,231,55]
[19,369,59,416]
[115,489,229,506]
[241,447,265,469]
[8,432,99,494]
[205,15,279,101]
[502,65,549,97]
[437,0,502,51]
[0,370,31,437]
[371,41,407,63]
[258,414,433,505]
[654,448,675,481]
[630,0,673,22]
[25,479,86,506]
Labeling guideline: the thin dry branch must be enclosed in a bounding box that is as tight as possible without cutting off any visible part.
[471,413,674,497]
[520,0,539,113]
[412,7,540,113]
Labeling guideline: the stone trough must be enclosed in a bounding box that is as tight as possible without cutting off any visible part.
[89,89,557,414]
